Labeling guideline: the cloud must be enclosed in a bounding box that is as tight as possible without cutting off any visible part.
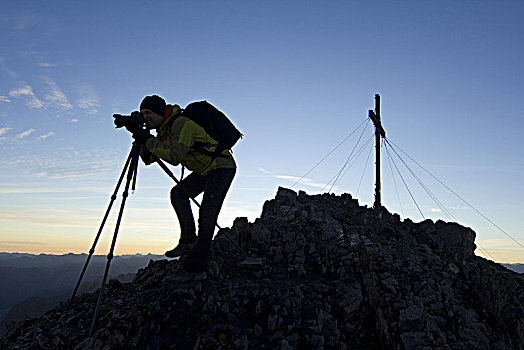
[0,127,12,136]
[275,175,339,191]
[0,240,49,246]
[258,168,272,175]
[37,62,56,68]
[475,238,524,263]
[16,129,35,139]
[0,200,175,231]
[7,78,79,112]
[450,205,469,210]
[13,12,40,30]
[38,131,55,140]
[476,238,523,249]
[257,168,340,192]
[0,147,125,180]
[9,85,45,109]
[275,175,302,182]
[0,207,94,228]
[76,86,100,114]
[236,187,274,192]
[70,119,79,123]
[44,78,73,109]
[0,187,66,194]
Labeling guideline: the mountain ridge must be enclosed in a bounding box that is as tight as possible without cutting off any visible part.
[1,187,522,349]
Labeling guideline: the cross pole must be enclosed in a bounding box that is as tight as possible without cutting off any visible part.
[368,94,386,211]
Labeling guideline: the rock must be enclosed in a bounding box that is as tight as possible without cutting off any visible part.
[400,331,427,350]
[400,305,425,331]
[433,221,476,261]
[1,187,522,350]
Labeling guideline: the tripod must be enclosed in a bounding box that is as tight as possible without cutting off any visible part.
[67,138,247,336]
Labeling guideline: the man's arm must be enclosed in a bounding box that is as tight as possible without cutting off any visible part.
[143,119,192,166]
[143,137,189,166]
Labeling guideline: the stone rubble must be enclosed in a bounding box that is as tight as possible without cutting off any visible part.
[1,187,523,349]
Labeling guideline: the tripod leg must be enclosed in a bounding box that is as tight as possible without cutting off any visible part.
[90,144,140,336]
[67,150,133,308]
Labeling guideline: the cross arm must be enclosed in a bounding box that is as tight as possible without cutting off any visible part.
[369,110,386,138]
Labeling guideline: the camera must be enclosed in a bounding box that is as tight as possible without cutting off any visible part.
[113,111,145,129]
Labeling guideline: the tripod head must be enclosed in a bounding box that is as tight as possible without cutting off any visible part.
[113,111,153,145]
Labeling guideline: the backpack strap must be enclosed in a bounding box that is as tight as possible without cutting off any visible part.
[192,142,230,159]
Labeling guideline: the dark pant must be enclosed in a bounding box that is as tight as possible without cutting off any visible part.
[170,167,236,260]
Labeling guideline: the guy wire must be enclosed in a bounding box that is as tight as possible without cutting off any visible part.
[385,140,455,221]
[328,121,371,193]
[383,141,425,219]
[335,135,375,193]
[384,141,404,218]
[355,138,374,197]
[291,118,369,188]
[385,139,524,250]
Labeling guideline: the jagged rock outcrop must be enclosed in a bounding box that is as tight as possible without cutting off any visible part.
[1,187,523,349]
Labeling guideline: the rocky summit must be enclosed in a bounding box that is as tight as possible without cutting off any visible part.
[1,187,523,349]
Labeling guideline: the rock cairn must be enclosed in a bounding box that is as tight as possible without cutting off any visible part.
[1,187,523,349]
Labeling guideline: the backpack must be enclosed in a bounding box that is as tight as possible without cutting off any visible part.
[168,100,242,159]
[182,100,242,150]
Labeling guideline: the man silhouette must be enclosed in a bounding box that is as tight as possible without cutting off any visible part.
[137,95,236,273]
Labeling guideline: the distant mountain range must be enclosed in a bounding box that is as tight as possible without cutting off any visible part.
[0,252,164,332]
[502,263,524,273]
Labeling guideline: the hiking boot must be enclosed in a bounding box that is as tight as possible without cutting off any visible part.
[165,242,194,258]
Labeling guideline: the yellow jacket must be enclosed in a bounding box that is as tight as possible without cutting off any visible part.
[143,105,236,175]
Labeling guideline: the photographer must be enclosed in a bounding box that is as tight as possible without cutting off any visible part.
[134,95,236,273]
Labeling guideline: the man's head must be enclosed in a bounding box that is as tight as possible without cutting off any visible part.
[140,95,166,130]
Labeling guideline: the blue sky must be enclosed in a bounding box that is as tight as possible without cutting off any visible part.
[0,1,522,262]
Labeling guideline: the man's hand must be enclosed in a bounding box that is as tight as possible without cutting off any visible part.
[125,124,141,135]
[132,128,153,144]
